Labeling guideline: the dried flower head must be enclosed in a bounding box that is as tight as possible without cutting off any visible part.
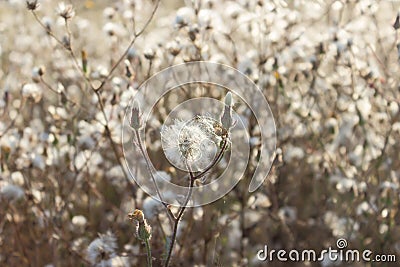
[57,2,75,20]
[144,48,156,60]
[0,184,24,202]
[128,209,145,222]
[22,83,42,103]
[32,66,46,82]
[86,231,117,266]
[128,209,152,241]
[167,40,182,57]
[26,0,39,11]
[161,116,222,171]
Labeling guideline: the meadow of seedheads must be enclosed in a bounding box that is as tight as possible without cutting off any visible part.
[1,0,400,266]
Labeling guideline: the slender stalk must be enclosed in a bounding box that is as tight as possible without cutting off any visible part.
[96,0,160,91]
[134,129,176,222]
[164,176,195,267]
[164,139,228,267]
[194,139,228,180]
[29,0,160,186]
[144,239,152,267]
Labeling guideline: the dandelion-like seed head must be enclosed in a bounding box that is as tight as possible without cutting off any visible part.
[161,115,223,172]
[57,2,75,20]
[87,231,117,266]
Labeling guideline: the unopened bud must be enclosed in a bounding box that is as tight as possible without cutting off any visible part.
[225,92,233,107]
[130,100,142,130]
[220,92,234,130]
[394,12,400,30]
[124,59,135,80]
[128,209,152,241]
[62,35,71,50]
[137,220,152,241]
[81,50,88,73]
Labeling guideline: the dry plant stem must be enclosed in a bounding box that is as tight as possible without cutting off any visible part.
[39,76,88,113]
[164,140,228,267]
[8,204,29,264]
[0,98,25,138]
[134,129,175,222]
[164,173,195,267]
[96,0,160,91]
[194,139,227,180]
[29,0,160,185]
[31,10,129,180]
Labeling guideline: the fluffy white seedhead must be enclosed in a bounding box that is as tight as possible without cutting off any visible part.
[161,116,222,172]
[87,231,117,266]
[0,184,24,202]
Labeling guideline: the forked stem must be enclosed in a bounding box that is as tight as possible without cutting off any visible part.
[163,139,228,267]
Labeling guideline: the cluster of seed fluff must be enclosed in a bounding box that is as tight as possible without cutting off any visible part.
[86,231,118,266]
[161,116,222,171]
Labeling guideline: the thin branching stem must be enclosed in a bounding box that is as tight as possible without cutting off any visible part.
[96,0,160,92]
[164,139,228,267]
[30,0,160,187]
[134,129,176,222]
[164,172,195,267]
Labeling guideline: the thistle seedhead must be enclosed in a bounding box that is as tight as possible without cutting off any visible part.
[161,116,223,172]
[167,41,182,57]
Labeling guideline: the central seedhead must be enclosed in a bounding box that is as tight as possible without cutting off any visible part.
[161,115,223,172]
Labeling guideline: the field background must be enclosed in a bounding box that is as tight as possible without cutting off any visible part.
[1,0,400,266]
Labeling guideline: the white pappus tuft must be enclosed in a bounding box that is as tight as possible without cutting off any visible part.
[87,231,118,266]
[161,116,222,172]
